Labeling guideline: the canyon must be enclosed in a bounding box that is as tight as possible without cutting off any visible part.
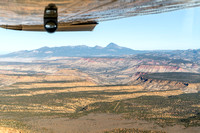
[0,44,199,132]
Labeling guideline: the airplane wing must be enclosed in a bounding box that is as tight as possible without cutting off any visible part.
[0,0,200,32]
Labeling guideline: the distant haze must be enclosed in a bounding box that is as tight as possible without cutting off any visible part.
[0,43,145,58]
[0,43,199,60]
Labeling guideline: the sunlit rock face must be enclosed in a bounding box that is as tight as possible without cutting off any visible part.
[133,72,200,93]
[0,0,200,25]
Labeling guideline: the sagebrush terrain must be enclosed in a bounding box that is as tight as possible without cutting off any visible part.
[0,53,199,132]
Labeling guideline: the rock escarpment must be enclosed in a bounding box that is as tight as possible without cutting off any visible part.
[132,72,200,93]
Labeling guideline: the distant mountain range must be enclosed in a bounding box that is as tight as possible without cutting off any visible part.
[0,43,145,58]
[0,43,200,62]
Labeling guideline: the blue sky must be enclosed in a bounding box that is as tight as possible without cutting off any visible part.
[0,7,200,54]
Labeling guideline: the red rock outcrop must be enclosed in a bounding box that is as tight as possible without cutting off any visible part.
[132,76,200,93]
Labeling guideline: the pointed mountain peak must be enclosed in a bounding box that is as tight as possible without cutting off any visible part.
[106,43,120,49]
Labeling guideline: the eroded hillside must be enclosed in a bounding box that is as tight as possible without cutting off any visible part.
[133,72,200,93]
[0,56,199,133]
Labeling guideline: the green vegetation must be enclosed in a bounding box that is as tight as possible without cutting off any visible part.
[170,59,193,64]
[135,54,192,64]
[135,54,170,61]
[180,112,200,127]
[0,90,151,109]
[104,128,166,133]
[0,91,104,107]
[0,83,133,95]
[74,93,200,127]
[0,78,199,130]
[0,87,199,128]
[0,119,31,132]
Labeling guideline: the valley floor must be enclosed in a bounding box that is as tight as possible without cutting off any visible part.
[28,113,200,133]
[0,68,199,133]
